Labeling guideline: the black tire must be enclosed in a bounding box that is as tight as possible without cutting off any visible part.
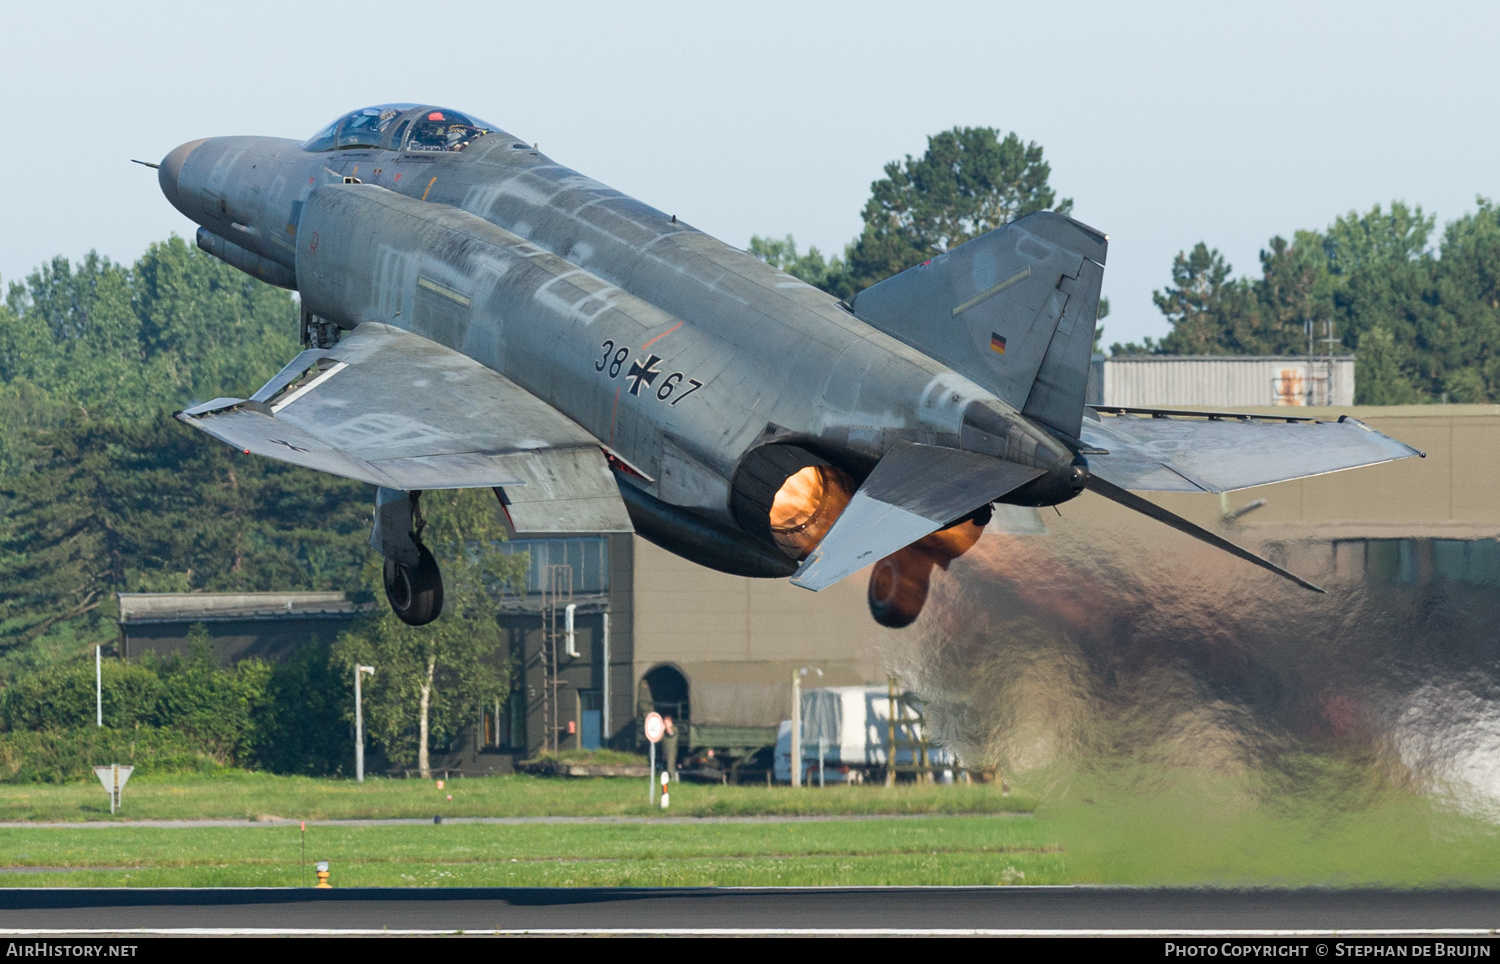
[866,550,932,629]
[383,542,444,626]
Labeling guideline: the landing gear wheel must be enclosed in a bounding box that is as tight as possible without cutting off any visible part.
[383,542,444,626]
[867,548,933,629]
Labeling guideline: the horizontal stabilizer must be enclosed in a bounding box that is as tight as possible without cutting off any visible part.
[177,323,631,534]
[791,442,1042,591]
[1081,407,1424,493]
[1086,475,1324,593]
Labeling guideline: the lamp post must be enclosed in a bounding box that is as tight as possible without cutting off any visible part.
[790,666,821,788]
[601,612,611,747]
[355,664,375,783]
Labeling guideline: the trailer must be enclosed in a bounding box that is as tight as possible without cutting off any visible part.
[772,685,955,784]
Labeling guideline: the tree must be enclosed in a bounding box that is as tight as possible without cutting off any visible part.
[131,236,301,405]
[1354,326,1421,404]
[334,489,525,777]
[1253,230,1337,356]
[1133,200,1500,406]
[0,417,369,655]
[1424,199,1500,401]
[0,239,358,669]
[752,127,1074,299]
[844,127,1072,293]
[747,235,847,294]
[252,636,352,775]
[1149,244,1262,354]
[1324,202,1435,278]
[0,238,299,433]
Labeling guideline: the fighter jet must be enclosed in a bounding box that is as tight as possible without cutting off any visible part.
[153,104,1421,628]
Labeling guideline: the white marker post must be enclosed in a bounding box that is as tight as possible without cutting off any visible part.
[93,764,133,814]
[644,711,665,805]
[660,769,670,809]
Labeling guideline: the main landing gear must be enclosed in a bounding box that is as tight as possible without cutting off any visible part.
[371,487,444,626]
[383,543,443,626]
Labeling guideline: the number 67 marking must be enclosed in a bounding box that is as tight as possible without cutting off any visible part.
[660,376,702,405]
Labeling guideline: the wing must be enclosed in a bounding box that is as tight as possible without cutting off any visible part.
[176,322,631,535]
[1080,406,1424,493]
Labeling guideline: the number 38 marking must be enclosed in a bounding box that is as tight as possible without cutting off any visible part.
[595,340,703,406]
[595,340,629,378]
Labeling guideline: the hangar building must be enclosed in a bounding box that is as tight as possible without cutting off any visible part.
[118,403,1500,775]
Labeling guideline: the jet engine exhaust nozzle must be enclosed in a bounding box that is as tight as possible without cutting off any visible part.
[867,514,988,628]
[769,464,854,559]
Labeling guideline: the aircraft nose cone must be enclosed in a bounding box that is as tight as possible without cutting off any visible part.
[158,138,208,216]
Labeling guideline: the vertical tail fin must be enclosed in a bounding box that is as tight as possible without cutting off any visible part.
[849,212,1107,438]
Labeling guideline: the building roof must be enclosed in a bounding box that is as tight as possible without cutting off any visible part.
[1097,354,1356,363]
[117,592,373,625]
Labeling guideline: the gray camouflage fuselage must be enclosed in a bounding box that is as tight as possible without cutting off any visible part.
[159,125,1081,576]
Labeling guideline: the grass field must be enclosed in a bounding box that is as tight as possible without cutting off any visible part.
[0,771,1032,822]
[2,770,1499,888]
[0,817,1061,888]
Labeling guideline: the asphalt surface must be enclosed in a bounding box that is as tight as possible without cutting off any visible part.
[0,886,1497,935]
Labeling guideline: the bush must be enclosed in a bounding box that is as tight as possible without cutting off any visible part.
[0,726,226,783]
[0,657,165,732]
[0,629,272,746]
[251,637,350,776]
[0,625,362,778]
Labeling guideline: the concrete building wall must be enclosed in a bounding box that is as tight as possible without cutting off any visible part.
[630,536,889,732]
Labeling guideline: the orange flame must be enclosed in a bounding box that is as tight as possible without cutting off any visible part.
[769,465,853,558]
[868,516,988,628]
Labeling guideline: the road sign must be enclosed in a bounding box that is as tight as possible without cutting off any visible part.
[93,764,133,814]
[644,712,665,744]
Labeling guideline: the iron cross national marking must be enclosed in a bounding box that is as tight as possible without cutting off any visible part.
[625,354,663,396]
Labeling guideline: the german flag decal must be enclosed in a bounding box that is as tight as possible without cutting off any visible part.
[990,333,1007,355]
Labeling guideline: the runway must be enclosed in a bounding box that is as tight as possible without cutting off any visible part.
[0,886,1497,936]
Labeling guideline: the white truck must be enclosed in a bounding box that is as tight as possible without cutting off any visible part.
[773,685,955,784]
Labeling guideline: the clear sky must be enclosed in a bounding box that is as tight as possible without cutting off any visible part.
[2,0,1496,346]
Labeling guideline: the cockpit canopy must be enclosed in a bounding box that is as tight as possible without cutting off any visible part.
[302,105,497,154]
